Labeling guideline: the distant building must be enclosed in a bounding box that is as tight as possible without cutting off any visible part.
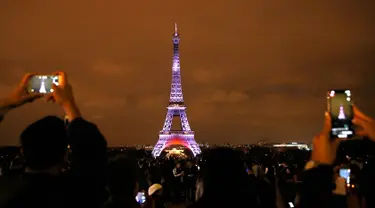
[272,142,311,151]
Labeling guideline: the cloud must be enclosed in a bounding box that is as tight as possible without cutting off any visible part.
[207,90,249,103]
[190,68,224,84]
[187,90,251,124]
[91,115,103,119]
[91,61,135,77]
[82,97,127,108]
[137,94,165,109]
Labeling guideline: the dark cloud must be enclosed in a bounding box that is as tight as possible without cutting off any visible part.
[82,97,127,109]
[0,0,374,145]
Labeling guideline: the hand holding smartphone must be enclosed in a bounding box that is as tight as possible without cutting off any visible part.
[327,90,354,139]
[26,75,60,94]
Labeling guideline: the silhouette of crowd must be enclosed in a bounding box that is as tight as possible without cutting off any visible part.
[1,72,375,208]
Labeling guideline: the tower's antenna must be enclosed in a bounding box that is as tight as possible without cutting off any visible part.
[174,23,178,35]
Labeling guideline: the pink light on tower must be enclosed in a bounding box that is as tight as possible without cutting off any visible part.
[338,105,346,120]
[151,24,201,158]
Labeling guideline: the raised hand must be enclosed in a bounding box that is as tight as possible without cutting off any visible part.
[45,72,75,105]
[352,105,375,141]
[45,72,81,121]
[311,112,341,165]
[1,73,42,110]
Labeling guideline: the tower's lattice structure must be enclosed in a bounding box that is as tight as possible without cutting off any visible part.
[152,24,201,157]
[338,105,346,120]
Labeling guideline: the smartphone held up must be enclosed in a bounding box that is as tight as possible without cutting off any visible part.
[135,192,146,204]
[27,75,59,94]
[327,89,354,139]
[339,168,351,185]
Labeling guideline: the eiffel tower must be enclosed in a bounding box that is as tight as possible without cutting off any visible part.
[152,24,201,158]
[39,77,47,93]
[338,105,346,120]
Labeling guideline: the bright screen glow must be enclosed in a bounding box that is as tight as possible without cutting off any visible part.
[135,192,146,204]
[329,90,353,138]
[27,75,59,94]
[339,168,351,184]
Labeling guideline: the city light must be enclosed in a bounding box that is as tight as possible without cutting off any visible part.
[273,143,311,150]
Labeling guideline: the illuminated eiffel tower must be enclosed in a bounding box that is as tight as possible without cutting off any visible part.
[39,77,47,93]
[338,105,346,120]
[151,24,201,158]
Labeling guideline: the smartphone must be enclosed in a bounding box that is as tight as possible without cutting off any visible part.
[339,168,351,184]
[27,75,59,94]
[135,192,146,204]
[327,90,354,139]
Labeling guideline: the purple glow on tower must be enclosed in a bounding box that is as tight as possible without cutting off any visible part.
[174,23,178,36]
[338,105,346,120]
[170,23,183,103]
[152,24,201,158]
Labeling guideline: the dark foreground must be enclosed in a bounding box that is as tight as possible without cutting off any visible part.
[0,176,362,208]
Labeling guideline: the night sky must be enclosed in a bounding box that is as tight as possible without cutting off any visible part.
[0,1,374,146]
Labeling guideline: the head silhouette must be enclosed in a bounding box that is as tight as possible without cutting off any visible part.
[107,155,138,197]
[20,116,68,171]
[202,148,249,199]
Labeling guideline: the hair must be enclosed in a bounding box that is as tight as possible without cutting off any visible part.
[202,148,250,198]
[151,189,162,197]
[107,155,138,197]
[20,116,68,170]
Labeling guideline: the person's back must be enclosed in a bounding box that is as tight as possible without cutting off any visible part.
[5,173,68,208]
[188,148,258,208]
[149,164,162,184]
[104,156,141,208]
[3,116,108,208]
[265,165,276,185]
[3,116,70,208]
[257,174,276,208]
[247,168,259,199]
[1,73,108,208]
